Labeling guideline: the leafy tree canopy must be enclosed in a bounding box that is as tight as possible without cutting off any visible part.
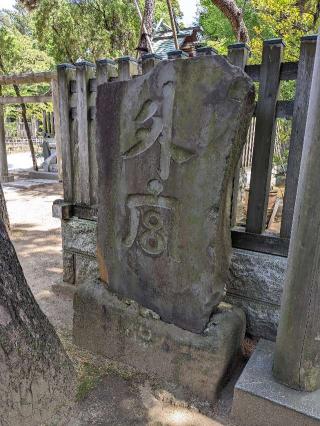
[21,0,181,63]
[200,0,320,62]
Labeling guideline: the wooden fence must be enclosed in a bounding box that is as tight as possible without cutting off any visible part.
[56,35,318,258]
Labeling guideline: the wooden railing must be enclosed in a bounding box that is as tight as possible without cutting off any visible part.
[229,36,317,257]
[55,35,318,258]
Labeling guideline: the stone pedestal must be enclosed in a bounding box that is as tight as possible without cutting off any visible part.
[232,339,320,426]
[74,280,246,401]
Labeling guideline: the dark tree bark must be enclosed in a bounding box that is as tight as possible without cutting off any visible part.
[211,0,249,43]
[0,184,9,232]
[0,220,76,425]
[137,0,155,54]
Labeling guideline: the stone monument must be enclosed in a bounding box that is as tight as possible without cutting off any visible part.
[74,54,255,400]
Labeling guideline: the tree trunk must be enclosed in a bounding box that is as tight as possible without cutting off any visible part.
[0,219,75,425]
[137,0,155,54]
[211,0,249,43]
[0,183,9,231]
[12,84,38,171]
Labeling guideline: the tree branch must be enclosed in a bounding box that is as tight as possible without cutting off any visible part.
[211,0,249,43]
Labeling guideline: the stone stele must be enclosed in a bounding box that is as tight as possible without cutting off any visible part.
[96,55,255,333]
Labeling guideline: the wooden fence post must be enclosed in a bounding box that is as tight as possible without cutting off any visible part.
[96,59,117,85]
[280,35,317,238]
[246,39,284,234]
[273,33,320,391]
[227,43,250,227]
[117,57,139,81]
[51,77,62,179]
[0,102,9,182]
[57,64,76,202]
[141,53,162,74]
[75,61,96,205]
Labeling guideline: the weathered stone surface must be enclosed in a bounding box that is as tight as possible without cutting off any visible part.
[225,293,280,340]
[63,250,75,284]
[227,248,286,340]
[62,218,96,257]
[60,218,284,338]
[75,253,99,285]
[232,340,320,426]
[96,55,255,333]
[228,249,286,306]
[74,280,246,401]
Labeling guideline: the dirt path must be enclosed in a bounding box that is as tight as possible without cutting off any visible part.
[3,180,235,426]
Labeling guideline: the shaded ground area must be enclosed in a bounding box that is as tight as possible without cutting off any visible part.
[3,180,238,426]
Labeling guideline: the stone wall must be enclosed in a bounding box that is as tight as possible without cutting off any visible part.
[62,217,286,341]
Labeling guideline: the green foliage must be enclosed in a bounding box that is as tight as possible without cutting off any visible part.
[200,0,320,62]
[28,0,181,63]
[0,5,54,123]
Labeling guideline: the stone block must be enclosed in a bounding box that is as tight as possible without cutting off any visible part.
[232,339,320,426]
[62,218,97,257]
[74,280,246,401]
[225,293,280,341]
[227,249,286,340]
[59,217,285,339]
[228,249,286,305]
[96,55,255,333]
[75,254,99,285]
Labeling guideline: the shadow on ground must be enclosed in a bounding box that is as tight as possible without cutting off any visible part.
[4,181,239,426]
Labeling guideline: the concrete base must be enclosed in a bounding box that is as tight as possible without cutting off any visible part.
[73,280,246,402]
[29,170,59,181]
[232,339,320,426]
[0,174,14,183]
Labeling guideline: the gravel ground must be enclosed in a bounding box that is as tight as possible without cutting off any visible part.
[3,180,237,426]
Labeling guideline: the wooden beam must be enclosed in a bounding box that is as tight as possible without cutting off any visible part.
[246,39,284,234]
[245,61,298,82]
[0,71,56,86]
[231,228,289,257]
[0,95,52,105]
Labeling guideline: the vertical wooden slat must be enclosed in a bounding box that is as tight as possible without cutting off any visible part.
[246,39,284,234]
[0,99,9,182]
[227,43,250,227]
[117,57,139,81]
[42,110,48,134]
[96,59,117,85]
[75,61,95,205]
[280,35,317,238]
[92,59,118,205]
[51,77,62,179]
[141,53,162,74]
[57,64,76,202]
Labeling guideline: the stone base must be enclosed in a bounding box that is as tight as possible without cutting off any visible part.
[29,170,59,181]
[73,280,246,402]
[0,174,14,183]
[232,339,320,426]
[58,216,286,340]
